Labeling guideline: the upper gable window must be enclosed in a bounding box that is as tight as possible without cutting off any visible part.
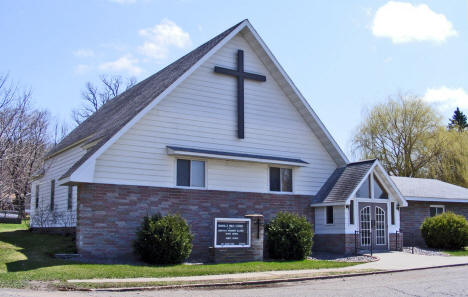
[356,176,371,198]
[269,167,292,192]
[176,159,205,188]
[374,176,388,199]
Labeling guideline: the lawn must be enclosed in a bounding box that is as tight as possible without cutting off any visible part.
[0,222,359,288]
[444,247,468,256]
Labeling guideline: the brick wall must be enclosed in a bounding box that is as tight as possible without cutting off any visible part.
[76,183,313,262]
[313,234,355,254]
[400,201,468,246]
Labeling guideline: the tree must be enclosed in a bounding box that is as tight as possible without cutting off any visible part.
[426,128,468,187]
[448,107,468,132]
[72,75,136,125]
[353,94,443,177]
[0,73,49,215]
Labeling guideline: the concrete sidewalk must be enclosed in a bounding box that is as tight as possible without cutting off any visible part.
[67,252,468,285]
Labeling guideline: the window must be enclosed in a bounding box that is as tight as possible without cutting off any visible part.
[349,200,354,224]
[326,206,334,224]
[176,159,205,187]
[374,176,388,199]
[430,205,444,217]
[50,180,55,211]
[67,186,73,210]
[391,202,395,225]
[356,176,371,198]
[269,167,292,192]
[35,185,39,209]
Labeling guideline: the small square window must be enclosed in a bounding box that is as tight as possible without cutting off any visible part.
[326,206,334,224]
[269,167,292,192]
[430,206,444,217]
[176,159,205,187]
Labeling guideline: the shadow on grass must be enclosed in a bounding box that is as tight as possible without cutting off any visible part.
[0,229,76,272]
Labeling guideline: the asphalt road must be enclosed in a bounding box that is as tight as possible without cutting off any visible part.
[2,265,468,297]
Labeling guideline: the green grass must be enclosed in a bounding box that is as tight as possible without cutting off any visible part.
[0,222,359,289]
[444,247,468,256]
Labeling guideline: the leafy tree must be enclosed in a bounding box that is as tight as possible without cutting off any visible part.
[353,94,443,177]
[426,129,468,187]
[448,107,468,132]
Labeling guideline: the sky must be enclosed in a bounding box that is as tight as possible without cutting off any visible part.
[1,0,467,160]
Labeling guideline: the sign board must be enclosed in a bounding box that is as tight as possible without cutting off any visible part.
[214,218,251,248]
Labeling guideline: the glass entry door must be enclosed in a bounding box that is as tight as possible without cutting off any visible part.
[358,203,388,251]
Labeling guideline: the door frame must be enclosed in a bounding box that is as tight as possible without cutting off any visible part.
[358,202,389,251]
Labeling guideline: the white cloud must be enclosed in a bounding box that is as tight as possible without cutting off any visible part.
[99,55,142,75]
[138,19,191,60]
[372,1,457,43]
[423,87,468,110]
[73,49,95,58]
[74,64,92,75]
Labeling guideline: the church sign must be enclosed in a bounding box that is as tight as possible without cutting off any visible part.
[214,218,251,248]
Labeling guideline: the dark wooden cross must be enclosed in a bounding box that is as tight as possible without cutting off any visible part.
[214,49,266,139]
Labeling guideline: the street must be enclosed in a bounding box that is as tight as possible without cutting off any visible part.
[1,265,468,297]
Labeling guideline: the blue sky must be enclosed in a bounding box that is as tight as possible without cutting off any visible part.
[1,0,467,159]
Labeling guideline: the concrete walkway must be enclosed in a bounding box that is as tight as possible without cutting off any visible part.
[67,252,468,284]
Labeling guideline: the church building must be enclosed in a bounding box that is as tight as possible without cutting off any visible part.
[30,20,407,261]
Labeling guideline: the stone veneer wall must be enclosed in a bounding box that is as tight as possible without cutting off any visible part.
[400,201,468,246]
[76,183,313,262]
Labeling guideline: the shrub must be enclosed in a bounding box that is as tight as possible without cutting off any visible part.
[134,213,193,264]
[420,212,468,250]
[265,212,314,260]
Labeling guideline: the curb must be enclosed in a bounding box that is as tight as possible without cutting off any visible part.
[63,262,468,292]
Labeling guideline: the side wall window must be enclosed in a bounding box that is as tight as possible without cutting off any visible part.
[349,200,354,224]
[430,205,444,217]
[326,206,334,224]
[391,202,395,225]
[67,185,73,210]
[35,184,40,209]
[50,180,55,211]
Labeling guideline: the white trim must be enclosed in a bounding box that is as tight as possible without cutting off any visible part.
[167,147,307,167]
[214,218,251,248]
[310,202,344,207]
[406,196,468,203]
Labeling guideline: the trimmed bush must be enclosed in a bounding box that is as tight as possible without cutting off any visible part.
[134,213,193,264]
[420,212,468,250]
[265,212,314,260]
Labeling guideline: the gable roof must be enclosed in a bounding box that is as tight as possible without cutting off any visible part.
[55,19,348,182]
[312,159,376,204]
[391,176,468,201]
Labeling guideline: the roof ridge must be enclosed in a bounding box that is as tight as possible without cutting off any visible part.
[347,158,377,166]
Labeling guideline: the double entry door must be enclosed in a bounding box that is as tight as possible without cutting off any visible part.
[358,202,388,251]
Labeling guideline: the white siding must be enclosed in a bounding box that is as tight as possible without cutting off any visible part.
[94,33,337,194]
[314,206,346,234]
[30,145,86,227]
